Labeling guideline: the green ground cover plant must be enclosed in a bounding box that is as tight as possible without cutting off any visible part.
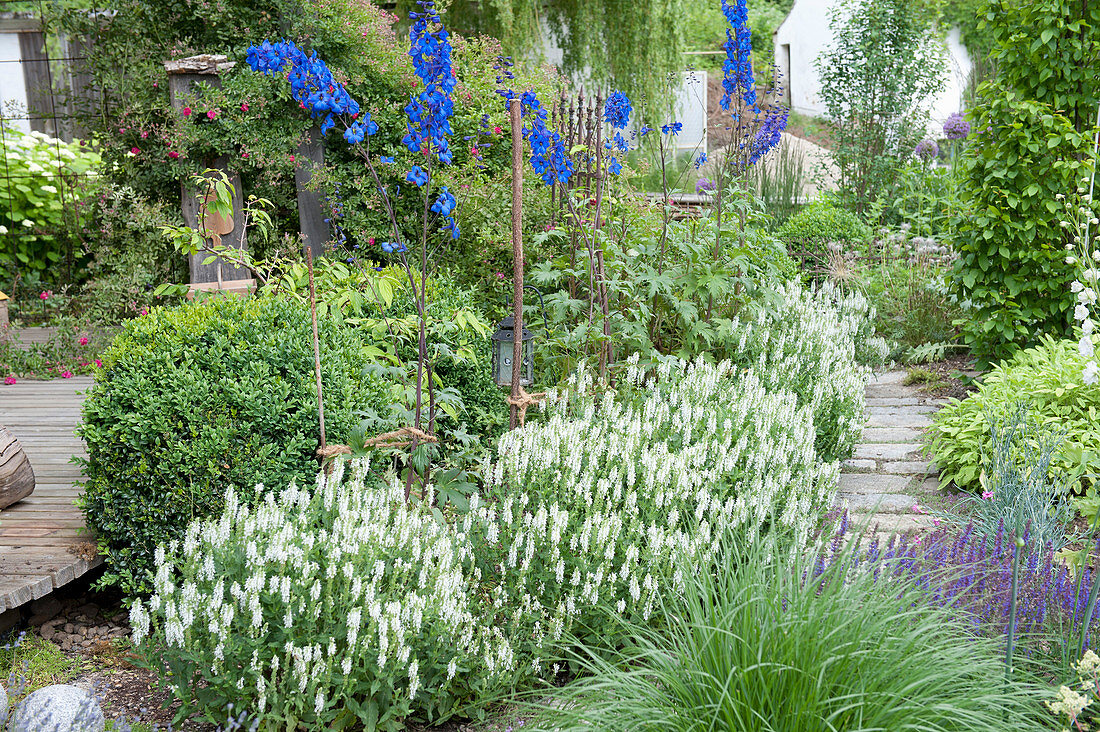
[928,335,1100,494]
[77,295,388,595]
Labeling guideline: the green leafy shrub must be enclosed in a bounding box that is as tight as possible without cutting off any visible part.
[951,0,1100,364]
[131,357,837,728]
[928,334,1100,493]
[254,256,507,439]
[528,530,1046,732]
[0,126,100,284]
[815,0,944,210]
[76,183,187,322]
[77,295,387,594]
[776,198,872,255]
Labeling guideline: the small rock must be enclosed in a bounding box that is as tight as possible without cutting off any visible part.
[28,597,63,626]
[1,682,8,727]
[8,684,105,732]
[61,638,73,652]
[64,623,75,635]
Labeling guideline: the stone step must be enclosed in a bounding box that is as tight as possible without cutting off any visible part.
[849,513,936,534]
[853,443,923,461]
[865,384,912,399]
[836,492,916,514]
[837,473,914,495]
[865,397,928,407]
[867,405,939,416]
[867,412,933,429]
[861,427,926,443]
[881,460,937,476]
[867,371,908,386]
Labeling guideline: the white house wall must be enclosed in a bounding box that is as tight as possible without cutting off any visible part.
[773,0,973,137]
[0,32,30,134]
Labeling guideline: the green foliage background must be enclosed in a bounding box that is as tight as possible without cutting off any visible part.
[950,0,1100,364]
[815,0,945,211]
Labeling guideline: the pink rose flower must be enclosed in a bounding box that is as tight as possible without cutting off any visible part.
[206,109,217,120]
[94,359,103,368]
[140,130,149,139]
[182,107,192,116]
[3,376,16,385]
[240,103,250,111]
[241,151,249,159]
[130,146,141,155]
[289,154,295,162]
[78,336,89,346]
[39,290,50,300]
[168,151,180,159]
[61,370,73,379]
[493,126,502,134]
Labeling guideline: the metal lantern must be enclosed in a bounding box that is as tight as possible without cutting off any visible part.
[491,315,534,388]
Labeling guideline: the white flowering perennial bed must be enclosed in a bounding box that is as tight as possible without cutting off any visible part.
[130,352,861,729]
[126,270,884,726]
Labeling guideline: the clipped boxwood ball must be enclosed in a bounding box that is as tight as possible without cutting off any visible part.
[77,295,387,595]
[777,199,872,254]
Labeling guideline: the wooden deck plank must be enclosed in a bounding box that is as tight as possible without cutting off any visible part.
[0,376,102,613]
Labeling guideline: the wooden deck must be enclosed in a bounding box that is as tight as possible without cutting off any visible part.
[0,377,100,613]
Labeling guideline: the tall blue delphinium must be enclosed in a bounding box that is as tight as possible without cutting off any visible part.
[604,90,633,177]
[404,1,457,166]
[246,1,460,460]
[713,0,788,255]
[719,0,756,111]
[247,40,377,140]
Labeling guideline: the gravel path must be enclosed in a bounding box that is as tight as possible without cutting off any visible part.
[837,371,943,536]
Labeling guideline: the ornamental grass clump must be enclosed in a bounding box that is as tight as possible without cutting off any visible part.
[527,525,1046,732]
[132,357,836,728]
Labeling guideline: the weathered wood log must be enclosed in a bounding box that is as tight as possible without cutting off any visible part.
[0,426,35,509]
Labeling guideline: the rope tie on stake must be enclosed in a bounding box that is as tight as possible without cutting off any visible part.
[507,388,547,427]
[315,427,439,460]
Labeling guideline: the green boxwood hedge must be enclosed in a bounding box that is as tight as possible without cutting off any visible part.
[77,295,387,594]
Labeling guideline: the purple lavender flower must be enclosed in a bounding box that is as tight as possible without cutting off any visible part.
[943,112,970,140]
[696,177,716,195]
[915,138,939,162]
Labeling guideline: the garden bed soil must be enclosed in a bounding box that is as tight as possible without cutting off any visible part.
[905,356,981,401]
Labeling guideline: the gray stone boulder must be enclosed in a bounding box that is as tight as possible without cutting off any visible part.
[1,681,8,727]
[8,684,104,732]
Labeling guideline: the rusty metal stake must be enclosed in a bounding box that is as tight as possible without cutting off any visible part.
[509,97,525,431]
